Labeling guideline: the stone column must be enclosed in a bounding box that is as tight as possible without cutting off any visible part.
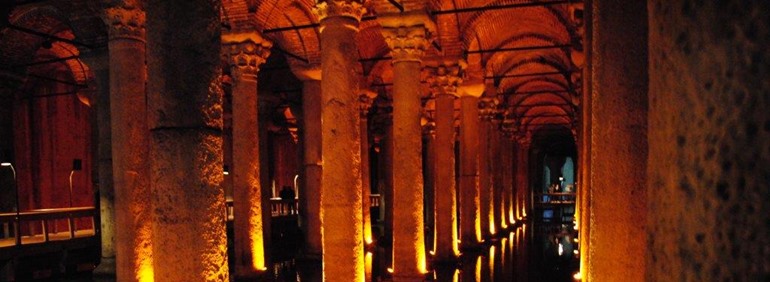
[379,12,434,280]
[585,0,647,279]
[459,82,483,249]
[292,66,323,258]
[478,97,495,238]
[103,5,153,281]
[314,0,366,280]
[359,90,376,246]
[492,131,506,230]
[146,0,228,280]
[421,114,435,251]
[80,49,116,275]
[425,62,459,262]
[515,139,530,222]
[222,32,271,278]
[505,137,515,223]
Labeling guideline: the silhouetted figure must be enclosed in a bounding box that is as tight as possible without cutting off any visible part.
[279,186,296,215]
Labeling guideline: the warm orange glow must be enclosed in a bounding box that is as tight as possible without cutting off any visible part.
[387,267,394,274]
[137,227,154,282]
[475,213,483,243]
[490,243,497,281]
[475,255,482,281]
[138,263,154,282]
[418,246,428,274]
[364,218,373,245]
[365,252,373,282]
[489,220,496,235]
[251,223,267,271]
[573,272,583,280]
[453,269,459,282]
[509,208,515,224]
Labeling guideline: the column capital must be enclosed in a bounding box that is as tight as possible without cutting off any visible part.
[421,115,436,137]
[378,12,435,63]
[222,32,272,80]
[359,89,377,116]
[425,59,464,98]
[478,96,500,121]
[314,0,367,22]
[103,6,145,41]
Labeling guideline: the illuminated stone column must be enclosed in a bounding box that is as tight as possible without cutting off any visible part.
[458,82,483,249]
[103,5,153,281]
[491,130,506,230]
[79,49,116,275]
[314,0,366,280]
[587,0,646,279]
[359,90,377,246]
[425,62,460,262]
[421,113,435,251]
[293,66,323,258]
[222,32,271,278]
[379,12,434,280]
[515,139,531,222]
[146,0,228,280]
[477,97,496,238]
[505,137,515,223]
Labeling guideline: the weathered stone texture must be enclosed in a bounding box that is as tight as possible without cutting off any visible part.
[647,1,770,281]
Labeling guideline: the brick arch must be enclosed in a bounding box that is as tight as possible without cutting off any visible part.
[459,1,572,50]
[0,5,70,66]
[252,0,320,64]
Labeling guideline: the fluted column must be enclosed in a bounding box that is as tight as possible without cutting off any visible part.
[459,82,483,248]
[292,66,323,258]
[314,0,366,280]
[425,62,460,262]
[379,12,434,280]
[103,5,152,281]
[223,32,271,278]
[146,0,228,280]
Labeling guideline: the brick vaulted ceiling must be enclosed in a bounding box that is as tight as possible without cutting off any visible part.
[0,0,584,138]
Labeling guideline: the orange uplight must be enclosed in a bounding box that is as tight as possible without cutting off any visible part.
[251,232,267,271]
[452,269,459,282]
[573,272,583,280]
[365,252,373,281]
[475,256,482,281]
[138,264,154,282]
[489,220,496,235]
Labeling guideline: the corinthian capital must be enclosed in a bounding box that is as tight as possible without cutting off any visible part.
[222,32,272,79]
[314,0,366,22]
[378,12,435,63]
[425,59,465,97]
[103,6,145,40]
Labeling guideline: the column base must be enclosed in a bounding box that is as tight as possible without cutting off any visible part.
[233,270,269,282]
[392,273,431,282]
[93,257,115,277]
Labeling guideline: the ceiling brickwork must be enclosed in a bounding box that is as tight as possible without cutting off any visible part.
[0,0,584,138]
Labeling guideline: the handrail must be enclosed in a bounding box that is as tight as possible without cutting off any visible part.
[0,206,97,248]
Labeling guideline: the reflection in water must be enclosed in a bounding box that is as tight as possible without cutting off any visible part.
[253,221,578,282]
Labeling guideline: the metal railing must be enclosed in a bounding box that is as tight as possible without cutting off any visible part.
[0,206,97,247]
[225,194,383,221]
[535,193,577,205]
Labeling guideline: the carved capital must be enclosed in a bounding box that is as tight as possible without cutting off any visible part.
[314,0,366,22]
[425,60,464,98]
[359,89,377,116]
[103,6,145,41]
[379,12,435,63]
[478,97,499,120]
[222,33,272,79]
